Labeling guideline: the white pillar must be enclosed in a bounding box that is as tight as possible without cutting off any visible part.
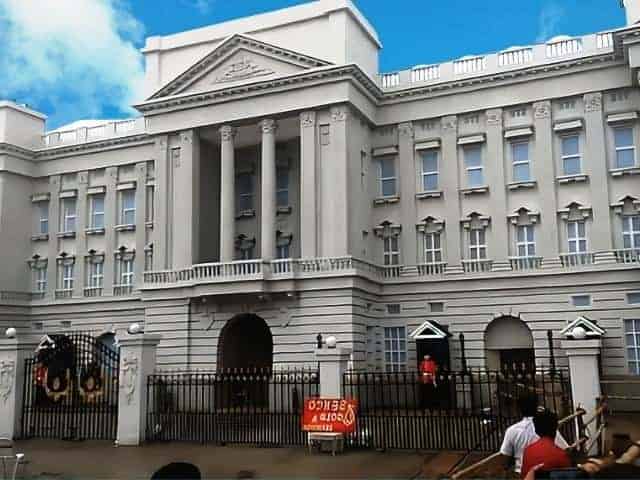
[315,347,351,398]
[219,126,236,262]
[260,119,277,261]
[116,333,161,446]
[561,338,602,454]
[0,335,40,440]
[300,111,317,258]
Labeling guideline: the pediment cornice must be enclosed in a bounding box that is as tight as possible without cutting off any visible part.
[0,142,35,161]
[150,33,332,99]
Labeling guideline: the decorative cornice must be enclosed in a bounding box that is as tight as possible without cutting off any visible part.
[34,134,152,160]
[150,33,332,99]
[0,142,35,160]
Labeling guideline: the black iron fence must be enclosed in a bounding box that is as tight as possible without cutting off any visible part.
[146,367,319,446]
[342,367,573,452]
[21,332,120,440]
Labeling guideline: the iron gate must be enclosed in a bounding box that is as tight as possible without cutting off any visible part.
[21,332,120,440]
[342,367,573,451]
[146,367,319,446]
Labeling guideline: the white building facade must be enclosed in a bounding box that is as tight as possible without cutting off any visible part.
[1,0,639,391]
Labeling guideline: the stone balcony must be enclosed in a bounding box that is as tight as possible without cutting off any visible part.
[378,32,615,91]
[140,248,640,293]
[41,118,146,148]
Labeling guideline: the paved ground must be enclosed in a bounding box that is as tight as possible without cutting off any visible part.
[11,440,436,479]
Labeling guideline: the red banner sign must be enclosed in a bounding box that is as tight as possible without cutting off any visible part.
[302,398,358,433]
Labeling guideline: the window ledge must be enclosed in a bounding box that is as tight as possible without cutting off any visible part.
[85,227,105,236]
[235,209,256,219]
[610,166,640,177]
[460,186,489,195]
[57,231,76,239]
[373,196,400,206]
[31,233,49,242]
[508,181,537,190]
[557,174,588,184]
[276,206,292,215]
[416,190,443,200]
[145,221,154,229]
[115,224,136,232]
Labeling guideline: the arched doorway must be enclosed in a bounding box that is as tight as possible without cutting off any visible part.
[485,315,535,372]
[218,314,273,371]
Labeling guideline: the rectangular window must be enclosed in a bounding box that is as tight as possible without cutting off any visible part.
[384,326,407,372]
[146,186,154,223]
[469,229,487,260]
[120,189,136,225]
[614,127,636,169]
[145,249,153,272]
[383,236,400,266]
[624,319,640,375]
[88,262,104,288]
[567,221,588,253]
[276,244,290,259]
[62,264,74,290]
[424,232,442,264]
[37,202,49,235]
[236,173,254,213]
[623,215,640,249]
[464,145,484,187]
[239,246,255,260]
[421,150,439,191]
[512,141,531,182]
[90,194,105,229]
[429,302,444,313]
[34,267,47,293]
[628,293,640,305]
[276,167,289,207]
[571,294,592,307]
[61,198,77,233]
[516,225,536,257]
[561,135,582,176]
[120,259,134,286]
[379,157,397,197]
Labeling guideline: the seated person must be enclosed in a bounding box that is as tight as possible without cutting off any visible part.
[500,394,568,475]
[521,410,572,478]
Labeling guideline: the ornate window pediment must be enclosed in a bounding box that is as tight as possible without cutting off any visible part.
[508,207,540,225]
[417,216,445,234]
[85,250,105,264]
[28,255,47,269]
[409,320,451,340]
[611,195,640,216]
[558,202,592,221]
[560,316,606,339]
[373,221,401,238]
[276,231,293,247]
[56,252,75,266]
[115,246,135,262]
[461,212,491,230]
[149,34,331,100]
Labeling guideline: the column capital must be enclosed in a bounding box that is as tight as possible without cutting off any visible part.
[300,111,316,128]
[441,115,458,133]
[219,125,236,141]
[260,119,278,134]
[533,101,551,119]
[584,92,603,113]
[330,105,349,122]
[486,108,503,127]
[398,122,414,138]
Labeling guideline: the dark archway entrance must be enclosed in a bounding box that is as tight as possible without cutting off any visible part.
[218,314,273,371]
[485,315,535,373]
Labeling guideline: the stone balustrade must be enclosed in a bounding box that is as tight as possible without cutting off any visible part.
[42,118,146,148]
[378,31,614,90]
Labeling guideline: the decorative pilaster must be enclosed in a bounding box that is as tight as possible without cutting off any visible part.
[116,333,161,446]
[46,176,60,298]
[583,92,613,251]
[315,347,352,398]
[171,130,198,269]
[220,125,236,262]
[300,111,318,258]
[440,116,463,274]
[134,162,148,285]
[398,122,417,265]
[74,172,89,297]
[260,119,278,261]
[152,136,169,270]
[103,167,118,293]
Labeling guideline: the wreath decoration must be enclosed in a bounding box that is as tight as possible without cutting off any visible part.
[79,362,105,403]
[44,361,72,402]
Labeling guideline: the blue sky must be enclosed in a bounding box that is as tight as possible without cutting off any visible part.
[0,0,626,130]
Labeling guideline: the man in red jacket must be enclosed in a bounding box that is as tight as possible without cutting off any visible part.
[419,354,438,409]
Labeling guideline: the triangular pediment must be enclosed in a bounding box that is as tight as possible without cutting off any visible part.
[149,34,332,99]
[410,320,451,340]
[560,316,606,339]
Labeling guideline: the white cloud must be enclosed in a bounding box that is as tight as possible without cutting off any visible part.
[536,2,565,43]
[0,0,145,128]
[182,0,215,15]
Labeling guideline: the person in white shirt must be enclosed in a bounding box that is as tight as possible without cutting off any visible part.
[499,393,569,474]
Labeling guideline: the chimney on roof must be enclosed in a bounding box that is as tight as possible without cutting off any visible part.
[622,0,640,25]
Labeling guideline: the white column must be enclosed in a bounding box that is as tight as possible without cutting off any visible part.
[0,335,40,439]
[116,333,161,446]
[315,347,351,398]
[300,112,317,258]
[260,119,277,261]
[219,126,236,262]
[561,338,602,454]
